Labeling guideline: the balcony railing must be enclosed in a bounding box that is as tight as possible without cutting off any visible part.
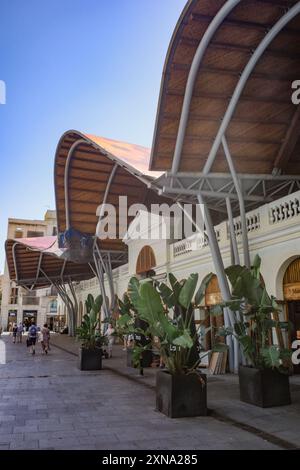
[172,190,300,260]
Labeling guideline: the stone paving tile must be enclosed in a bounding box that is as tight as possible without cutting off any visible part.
[13,425,39,433]
[0,433,24,444]
[10,440,39,450]
[38,437,82,449]
[38,422,75,432]
[1,334,300,450]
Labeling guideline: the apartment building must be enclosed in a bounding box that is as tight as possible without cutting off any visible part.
[0,210,59,330]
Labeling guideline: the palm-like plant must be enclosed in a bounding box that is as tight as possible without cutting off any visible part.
[76,294,107,350]
[121,272,213,375]
[215,255,292,372]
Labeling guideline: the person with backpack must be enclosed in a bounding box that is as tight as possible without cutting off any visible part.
[28,322,38,355]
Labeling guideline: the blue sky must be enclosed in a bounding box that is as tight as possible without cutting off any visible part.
[0,0,186,272]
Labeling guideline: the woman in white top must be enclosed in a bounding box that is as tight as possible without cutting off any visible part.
[104,324,115,358]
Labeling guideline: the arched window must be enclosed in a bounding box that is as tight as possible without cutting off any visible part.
[205,275,221,306]
[283,258,300,301]
[136,246,156,275]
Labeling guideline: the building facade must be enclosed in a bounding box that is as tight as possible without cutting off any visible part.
[0,210,59,330]
[59,190,300,359]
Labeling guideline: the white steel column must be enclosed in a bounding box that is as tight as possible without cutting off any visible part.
[198,194,239,372]
[226,197,240,265]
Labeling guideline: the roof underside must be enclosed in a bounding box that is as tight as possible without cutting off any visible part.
[5,237,95,289]
[54,130,170,253]
[150,0,300,175]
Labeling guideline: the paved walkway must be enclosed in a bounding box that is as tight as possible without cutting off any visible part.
[0,333,299,450]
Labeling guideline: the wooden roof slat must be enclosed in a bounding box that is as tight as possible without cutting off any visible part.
[150,0,300,176]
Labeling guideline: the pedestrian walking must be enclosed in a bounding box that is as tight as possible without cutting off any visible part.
[104,323,115,358]
[17,322,23,343]
[28,322,38,355]
[12,323,18,343]
[41,323,50,354]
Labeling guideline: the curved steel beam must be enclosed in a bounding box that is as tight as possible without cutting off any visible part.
[96,163,118,222]
[32,252,43,290]
[171,0,241,174]
[12,243,19,284]
[203,2,300,175]
[64,139,87,229]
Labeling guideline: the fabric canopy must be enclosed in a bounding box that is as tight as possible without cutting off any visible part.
[5,236,95,289]
[54,130,168,256]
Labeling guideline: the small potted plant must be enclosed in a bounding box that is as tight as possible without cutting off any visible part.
[77,294,107,370]
[124,272,213,418]
[216,255,292,407]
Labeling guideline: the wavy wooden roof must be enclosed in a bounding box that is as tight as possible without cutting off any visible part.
[54,130,168,254]
[150,0,300,174]
[5,236,95,289]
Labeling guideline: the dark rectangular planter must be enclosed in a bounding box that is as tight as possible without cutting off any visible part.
[239,366,291,408]
[156,370,207,418]
[127,348,153,368]
[78,347,102,371]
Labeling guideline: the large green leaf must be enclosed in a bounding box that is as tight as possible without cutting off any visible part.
[128,277,141,308]
[260,288,271,308]
[195,272,214,306]
[261,346,281,369]
[117,313,133,328]
[239,335,255,355]
[159,282,175,308]
[136,281,165,326]
[225,265,247,286]
[168,273,181,303]
[93,295,103,314]
[85,294,94,314]
[172,330,193,349]
[179,273,198,309]
[234,321,246,337]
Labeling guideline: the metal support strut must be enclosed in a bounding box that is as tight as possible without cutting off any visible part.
[198,194,239,372]
[223,137,250,268]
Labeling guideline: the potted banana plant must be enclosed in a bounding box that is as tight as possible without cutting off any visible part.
[125,272,213,418]
[216,255,292,407]
[117,293,153,369]
[76,294,107,370]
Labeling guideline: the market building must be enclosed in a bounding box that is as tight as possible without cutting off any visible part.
[5,0,300,373]
[53,0,300,373]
